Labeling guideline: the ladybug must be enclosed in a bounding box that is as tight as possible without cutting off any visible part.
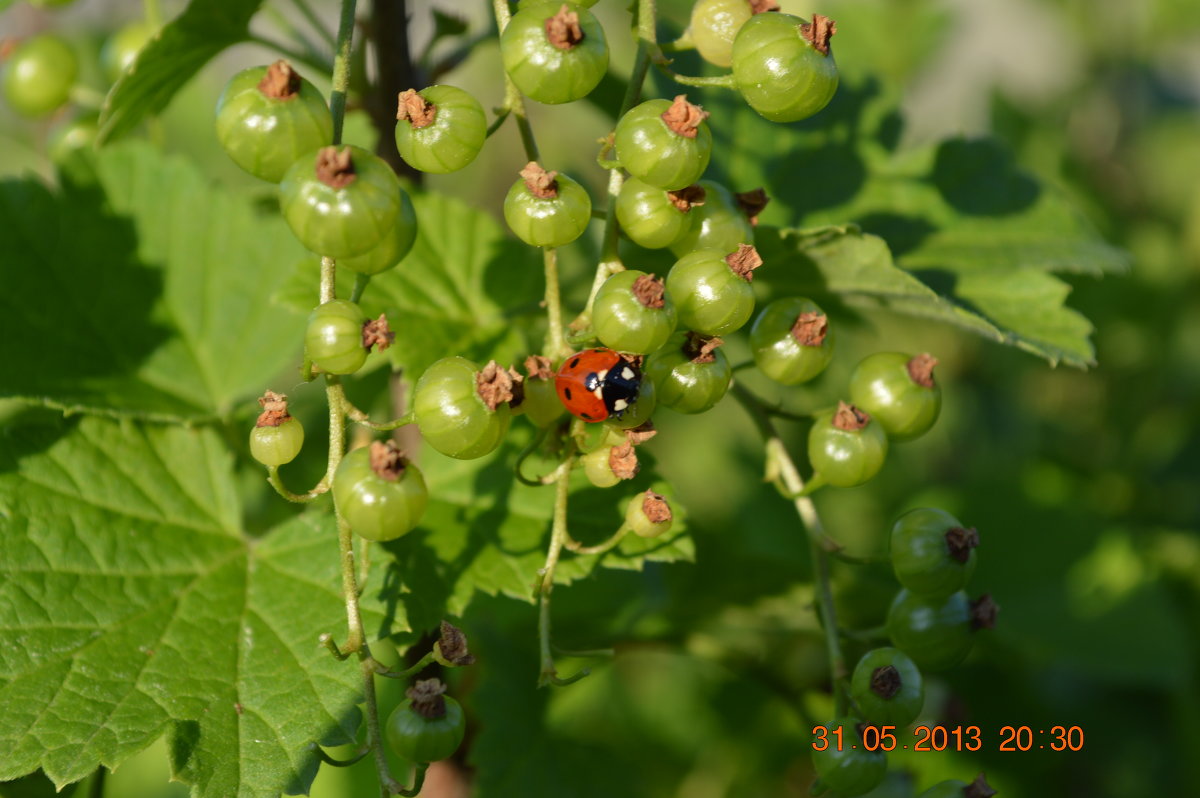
[555,348,642,422]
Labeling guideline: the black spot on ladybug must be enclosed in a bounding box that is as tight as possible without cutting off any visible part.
[569,357,580,369]
[564,387,573,400]
[580,412,593,420]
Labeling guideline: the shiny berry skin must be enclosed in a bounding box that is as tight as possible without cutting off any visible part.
[750,297,834,385]
[3,35,78,118]
[690,0,772,68]
[250,416,305,467]
[333,443,428,541]
[918,774,997,798]
[886,589,973,672]
[665,244,760,336]
[581,445,624,488]
[626,490,673,538]
[306,299,371,375]
[808,403,888,488]
[643,334,731,415]
[503,162,592,248]
[555,348,642,423]
[500,1,609,105]
[517,356,567,427]
[849,352,942,441]
[890,507,978,600]
[101,21,156,82]
[385,690,466,762]
[668,180,754,257]
[280,145,402,258]
[849,647,924,728]
[811,718,887,797]
[339,187,418,275]
[616,178,702,250]
[593,270,678,354]
[215,61,333,183]
[414,357,513,459]
[394,85,487,173]
[614,96,713,191]
[732,12,838,123]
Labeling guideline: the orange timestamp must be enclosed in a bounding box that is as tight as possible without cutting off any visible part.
[811,724,1085,753]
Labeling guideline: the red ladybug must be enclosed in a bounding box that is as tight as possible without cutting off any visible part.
[555,348,642,422]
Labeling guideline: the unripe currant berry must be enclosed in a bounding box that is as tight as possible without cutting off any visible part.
[625,490,673,538]
[3,34,78,118]
[500,2,609,105]
[305,300,393,375]
[514,355,566,427]
[666,243,762,336]
[249,391,305,467]
[503,162,592,248]
[750,297,833,384]
[395,86,487,173]
[385,679,466,763]
[668,181,758,257]
[215,61,333,183]
[732,13,839,123]
[101,21,157,83]
[414,358,514,459]
[333,441,428,542]
[917,774,998,798]
[849,352,942,441]
[690,0,779,68]
[593,271,677,354]
[807,402,888,488]
[581,442,639,488]
[615,96,713,191]
[616,179,704,250]
[280,146,403,258]
[811,718,887,796]
[890,507,979,600]
[338,187,419,275]
[643,333,731,414]
[849,647,924,728]
[886,590,998,672]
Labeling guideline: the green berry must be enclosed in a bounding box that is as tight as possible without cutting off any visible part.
[890,508,979,600]
[616,178,703,250]
[333,441,428,542]
[690,0,776,68]
[811,718,887,797]
[414,358,513,459]
[749,297,833,385]
[665,244,760,336]
[249,392,305,467]
[515,356,566,427]
[581,443,637,488]
[339,187,419,275]
[503,162,592,247]
[215,61,333,183]
[385,680,466,763]
[643,333,731,414]
[668,180,755,257]
[306,299,391,375]
[886,589,973,672]
[593,270,677,354]
[807,402,888,488]
[395,85,487,173]
[849,647,924,728]
[3,34,78,118]
[849,352,942,442]
[615,96,713,190]
[101,21,157,83]
[918,774,997,798]
[500,1,609,105]
[732,12,838,123]
[625,490,673,538]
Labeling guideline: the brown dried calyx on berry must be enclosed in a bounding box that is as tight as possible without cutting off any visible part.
[525,355,555,381]
[800,14,837,56]
[609,442,640,480]
[406,679,449,719]
[945,526,980,563]
[641,490,672,523]
[520,162,559,199]
[315,146,356,188]
[504,365,526,408]
[725,243,763,282]
[632,274,667,308]
[397,88,436,129]
[545,4,585,50]
[907,353,938,388]
[257,60,301,99]
[624,420,657,445]
[661,95,709,139]
[476,360,516,410]
[750,0,780,12]
[434,620,476,667]
[368,440,408,481]
[870,665,901,699]
[970,594,999,630]
[735,187,770,226]
[683,332,723,364]
[965,773,997,798]
[362,315,394,352]
[667,184,706,212]
[255,391,293,427]
[792,311,828,346]
[832,401,870,431]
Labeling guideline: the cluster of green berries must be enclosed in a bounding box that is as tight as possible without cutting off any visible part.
[811,507,998,796]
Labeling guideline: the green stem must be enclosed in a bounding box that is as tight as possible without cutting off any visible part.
[397,764,429,797]
[247,34,332,76]
[350,272,371,304]
[290,0,337,49]
[266,466,327,503]
[543,248,568,360]
[142,0,161,27]
[368,650,437,679]
[538,458,588,687]
[654,67,737,89]
[492,0,540,162]
[515,426,554,487]
[87,767,106,798]
[329,0,359,145]
[565,524,628,556]
[313,745,370,767]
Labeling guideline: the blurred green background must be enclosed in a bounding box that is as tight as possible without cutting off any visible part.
[2,0,1198,796]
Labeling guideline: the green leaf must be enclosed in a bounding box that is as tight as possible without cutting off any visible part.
[276,190,542,379]
[98,0,264,143]
[0,414,393,797]
[0,142,306,421]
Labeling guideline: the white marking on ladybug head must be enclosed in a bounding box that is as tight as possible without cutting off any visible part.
[593,388,604,400]
[596,369,608,382]
[621,366,634,381]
